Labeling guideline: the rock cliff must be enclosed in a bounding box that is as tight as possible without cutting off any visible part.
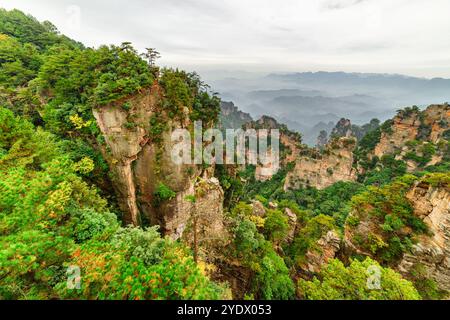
[93,85,225,239]
[372,104,449,171]
[244,115,302,181]
[398,179,450,292]
[304,230,341,273]
[219,101,253,130]
[343,174,450,292]
[284,137,357,190]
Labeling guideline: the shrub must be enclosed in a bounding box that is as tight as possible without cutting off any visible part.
[264,209,289,243]
[349,174,428,263]
[72,208,118,242]
[153,183,176,206]
[298,258,420,300]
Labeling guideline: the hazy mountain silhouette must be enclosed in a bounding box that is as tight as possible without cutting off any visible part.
[202,71,450,145]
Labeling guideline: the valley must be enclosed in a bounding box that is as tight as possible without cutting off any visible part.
[0,8,449,301]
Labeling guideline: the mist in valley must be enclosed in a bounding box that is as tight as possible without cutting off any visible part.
[202,70,450,145]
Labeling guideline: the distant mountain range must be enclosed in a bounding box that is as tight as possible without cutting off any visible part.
[203,71,450,145]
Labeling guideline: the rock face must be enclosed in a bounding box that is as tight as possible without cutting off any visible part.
[254,148,280,181]
[219,101,253,130]
[343,176,450,292]
[93,86,224,239]
[284,137,357,190]
[374,111,421,158]
[251,200,266,217]
[244,115,302,181]
[421,104,450,143]
[93,87,163,226]
[193,177,226,241]
[397,180,450,291]
[316,130,328,148]
[330,118,353,139]
[374,104,449,160]
[284,208,298,243]
[213,262,253,300]
[304,230,341,273]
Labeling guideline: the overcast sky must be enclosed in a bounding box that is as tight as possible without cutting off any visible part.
[2,0,450,78]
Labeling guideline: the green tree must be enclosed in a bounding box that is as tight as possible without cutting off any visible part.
[264,209,289,243]
[298,258,420,300]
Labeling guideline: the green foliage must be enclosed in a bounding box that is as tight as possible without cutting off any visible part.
[56,238,226,300]
[421,172,450,188]
[0,35,41,88]
[263,209,289,243]
[230,202,253,218]
[214,164,244,209]
[361,155,407,186]
[191,90,221,125]
[153,183,176,206]
[0,107,225,300]
[2,8,448,301]
[149,115,166,144]
[298,258,420,300]
[349,174,428,263]
[110,226,166,266]
[286,214,338,266]
[0,9,82,50]
[409,263,447,300]
[72,208,118,243]
[233,218,263,255]
[241,164,293,201]
[279,181,363,228]
[404,143,436,167]
[354,126,381,170]
[184,195,196,204]
[36,43,153,110]
[255,249,295,300]
[230,216,295,299]
[380,119,394,134]
[159,69,220,125]
[396,106,420,118]
[160,68,193,116]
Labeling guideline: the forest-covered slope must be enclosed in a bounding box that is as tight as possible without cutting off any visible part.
[0,9,449,300]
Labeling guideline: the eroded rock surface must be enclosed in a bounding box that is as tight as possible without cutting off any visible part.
[372,104,449,171]
[398,180,450,291]
[93,86,224,240]
[285,137,357,190]
[304,230,341,273]
[343,176,450,292]
[284,208,298,243]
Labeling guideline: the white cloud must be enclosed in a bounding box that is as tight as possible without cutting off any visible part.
[2,0,450,77]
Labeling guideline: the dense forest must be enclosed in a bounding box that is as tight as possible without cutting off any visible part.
[0,9,449,300]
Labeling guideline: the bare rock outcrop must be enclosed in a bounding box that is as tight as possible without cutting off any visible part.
[343,175,450,292]
[193,177,227,242]
[374,111,421,158]
[373,104,449,170]
[304,230,341,273]
[284,137,357,190]
[284,208,298,243]
[330,118,353,139]
[251,200,266,217]
[93,86,224,239]
[219,101,253,130]
[244,116,302,181]
[397,180,450,291]
[422,104,450,143]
